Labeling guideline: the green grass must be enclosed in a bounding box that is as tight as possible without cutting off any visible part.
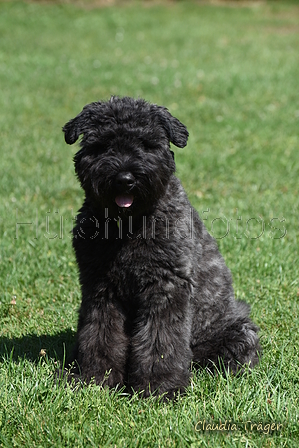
[0,0,298,446]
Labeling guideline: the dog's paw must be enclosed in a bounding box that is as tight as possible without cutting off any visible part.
[55,367,83,388]
[56,365,125,389]
[130,380,184,400]
[99,368,124,388]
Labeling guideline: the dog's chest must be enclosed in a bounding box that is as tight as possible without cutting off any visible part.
[73,206,199,307]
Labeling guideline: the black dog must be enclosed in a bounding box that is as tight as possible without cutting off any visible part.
[62,96,260,398]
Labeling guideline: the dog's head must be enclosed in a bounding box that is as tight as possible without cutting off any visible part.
[63,96,189,218]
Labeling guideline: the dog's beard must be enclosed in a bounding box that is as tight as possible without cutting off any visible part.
[87,179,165,221]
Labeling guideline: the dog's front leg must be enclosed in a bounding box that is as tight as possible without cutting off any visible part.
[71,298,129,388]
[128,289,192,398]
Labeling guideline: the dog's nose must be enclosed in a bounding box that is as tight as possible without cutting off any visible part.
[115,172,136,190]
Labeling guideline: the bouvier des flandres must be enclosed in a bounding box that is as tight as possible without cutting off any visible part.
[62,96,260,398]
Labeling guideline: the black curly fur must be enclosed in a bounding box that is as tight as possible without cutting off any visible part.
[61,96,261,398]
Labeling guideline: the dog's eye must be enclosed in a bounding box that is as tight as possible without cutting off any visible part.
[86,144,107,155]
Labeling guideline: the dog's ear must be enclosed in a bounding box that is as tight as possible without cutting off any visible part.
[63,104,97,145]
[155,106,189,148]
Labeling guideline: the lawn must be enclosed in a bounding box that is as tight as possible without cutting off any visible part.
[0,0,298,446]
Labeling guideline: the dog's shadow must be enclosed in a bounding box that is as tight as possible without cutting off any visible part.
[0,329,75,364]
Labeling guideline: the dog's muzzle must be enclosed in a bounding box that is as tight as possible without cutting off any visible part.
[114,172,135,208]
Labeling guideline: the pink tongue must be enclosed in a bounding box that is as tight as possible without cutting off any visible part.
[115,194,134,208]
